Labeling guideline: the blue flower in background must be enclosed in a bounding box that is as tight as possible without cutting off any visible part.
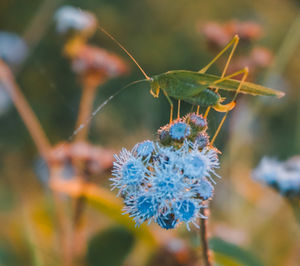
[54,6,96,34]
[253,156,300,197]
[0,31,28,66]
[169,121,191,140]
[252,157,281,185]
[0,84,12,115]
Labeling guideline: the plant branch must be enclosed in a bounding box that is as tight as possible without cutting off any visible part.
[72,79,108,262]
[0,59,51,159]
[200,208,212,266]
[74,84,99,141]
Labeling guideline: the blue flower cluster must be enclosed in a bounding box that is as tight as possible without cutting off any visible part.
[253,156,300,197]
[111,114,220,230]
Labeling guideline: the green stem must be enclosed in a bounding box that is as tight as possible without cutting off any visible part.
[22,206,45,266]
[287,198,300,227]
[263,13,300,83]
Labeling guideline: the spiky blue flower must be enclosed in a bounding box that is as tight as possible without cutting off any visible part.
[189,113,207,129]
[158,128,171,145]
[183,153,206,178]
[183,144,220,183]
[175,199,207,230]
[111,148,148,194]
[111,135,220,230]
[156,212,178,230]
[124,195,157,225]
[135,140,154,158]
[176,200,196,222]
[150,162,190,206]
[195,132,209,149]
[195,179,214,200]
[169,122,191,140]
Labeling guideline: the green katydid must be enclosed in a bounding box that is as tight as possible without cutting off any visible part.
[96,26,284,144]
[71,27,284,144]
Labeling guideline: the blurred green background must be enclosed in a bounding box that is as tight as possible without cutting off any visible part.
[0,0,299,265]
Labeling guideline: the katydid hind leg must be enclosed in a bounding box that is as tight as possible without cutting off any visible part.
[210,67,249,146]
[204,67,248,117]
[212,67,249,87]
[199,35,239,75]
[202,35,240,118]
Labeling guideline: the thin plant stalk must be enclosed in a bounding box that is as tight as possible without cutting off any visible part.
[71,171,90,261]
[262,13,300,84]
[0,59,51,159]
[75,83,100,141]
[287,198,300,228]
[50,166,73,266]
[72,81,104,261]
[200,208,212,266]
[22,204,45,266]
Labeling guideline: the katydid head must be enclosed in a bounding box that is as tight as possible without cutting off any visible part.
[149,77,160,98]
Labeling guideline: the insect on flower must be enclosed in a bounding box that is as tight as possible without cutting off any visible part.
[87,25,284,145]
[98,27,284,111]
[69,23,284,144]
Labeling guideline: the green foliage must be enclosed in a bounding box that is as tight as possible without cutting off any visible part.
[0,241,20,266]
[210,237,263,266]
[87,226,135,266]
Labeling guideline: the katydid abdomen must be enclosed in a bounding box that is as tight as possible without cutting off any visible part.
[153,70,284,99]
